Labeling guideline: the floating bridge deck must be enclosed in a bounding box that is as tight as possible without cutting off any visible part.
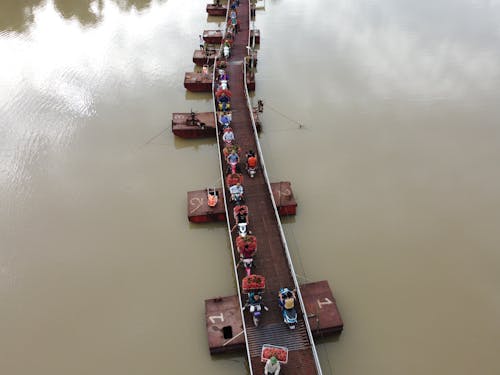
[179,1,343,374]
[210,1,322,374]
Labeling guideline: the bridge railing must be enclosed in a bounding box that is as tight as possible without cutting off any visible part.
[243,3,324,373]
[209,1,254,373]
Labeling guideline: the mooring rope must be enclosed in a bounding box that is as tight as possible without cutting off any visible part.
[141,127,169,146]
[265,101,308,129]
[285,223,336,375]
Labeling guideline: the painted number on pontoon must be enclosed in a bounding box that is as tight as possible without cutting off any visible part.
[275,188,291,198]
[189,197,204,214]
[209,313,224,323]
[317,298,333,309]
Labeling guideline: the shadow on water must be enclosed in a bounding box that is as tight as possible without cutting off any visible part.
[206,16,227,26]
[209,352,248,372]
[174,136,216,150]
[280,216,297,224]
[188,221,226,233]
[0,0,165,32]
[54,0,103,26]
[316,334,342,345]
[184,91,213,103]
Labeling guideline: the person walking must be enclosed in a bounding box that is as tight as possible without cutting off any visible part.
[264,356,281,375]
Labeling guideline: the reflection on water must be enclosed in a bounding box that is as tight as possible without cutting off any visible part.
[256,2,500,375]
[54,0,104,26]
[0,0,181,202]
[0,0,159,31]
[0,2,237,374]
[0,0,40,32]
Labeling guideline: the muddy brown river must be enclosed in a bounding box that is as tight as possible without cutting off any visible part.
[1,1,499,374]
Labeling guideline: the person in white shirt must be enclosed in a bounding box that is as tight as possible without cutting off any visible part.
[264,356,280,375]
[229,183,244,202]
[222,129,235,144]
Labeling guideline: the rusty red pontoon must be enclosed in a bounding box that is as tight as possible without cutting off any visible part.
[206,3,226,16]
[171,112,216,138]
[193,48,220,66]
[178,1,343,374]
[203,29,224,45]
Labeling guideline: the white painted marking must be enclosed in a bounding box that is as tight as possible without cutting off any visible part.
[317,298,333,309]
[209,313,224,324]
[189,197,204,214]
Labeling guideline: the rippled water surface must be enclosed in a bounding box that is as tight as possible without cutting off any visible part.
[1,0,499,374]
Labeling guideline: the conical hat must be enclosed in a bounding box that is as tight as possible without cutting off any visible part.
[284,298,294,309]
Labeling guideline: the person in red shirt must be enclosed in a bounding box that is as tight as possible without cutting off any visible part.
[246,150,257,169]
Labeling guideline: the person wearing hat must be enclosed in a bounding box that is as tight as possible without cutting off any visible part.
[279,288,296,310]
[264,356,281,374]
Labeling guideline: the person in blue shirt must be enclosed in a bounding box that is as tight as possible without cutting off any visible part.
[222,129,235,144]
[218,92,230,111]
[220,112,231,128]
[227,150,239,164]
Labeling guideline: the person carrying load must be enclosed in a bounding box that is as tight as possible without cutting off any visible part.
[264,356,281,375]
[246,150,257,169]
[207,188,218,207]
